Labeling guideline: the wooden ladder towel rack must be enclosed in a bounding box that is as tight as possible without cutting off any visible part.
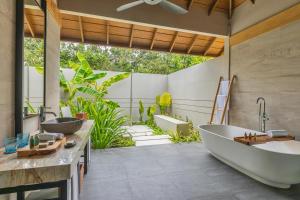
[209,76,223,124]
[209,75,236,125]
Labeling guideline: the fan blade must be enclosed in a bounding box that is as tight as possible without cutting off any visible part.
[117,0,145,12]
[159,0,188,14]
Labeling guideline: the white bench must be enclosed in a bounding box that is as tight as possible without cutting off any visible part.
[154,115,189,136]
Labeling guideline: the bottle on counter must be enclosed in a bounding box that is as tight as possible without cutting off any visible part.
[30,136,35,149]
[34,135,40,147]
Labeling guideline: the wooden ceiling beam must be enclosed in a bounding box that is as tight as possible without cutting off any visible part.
[204,37,217,56]
[129,24,134,48]
[150,28,158,50]
[187,0,194,10]
[106,21,110,45]
[78,16,84,43]
[187,35,198,54]
[24,12,35,37]
[169,31,179,52]
[208,0,220,16]
[218,47,224,56]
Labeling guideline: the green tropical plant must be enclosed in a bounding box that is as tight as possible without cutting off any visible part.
[138,100,144,122]
[160,92,172,107]
[168,119,201,143]
[158,92,172,114]
[147,104,156,121]
[62,60,129,114]
[87,102,127,149]
[168,129,200,143]
[36,52,129,116]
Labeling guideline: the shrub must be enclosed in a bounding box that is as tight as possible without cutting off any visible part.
[157,92,172,114]
[145,119,165,135]
[147,104,156,121]
[111,136,135,148]
[168,129,201,143]
[139,100,144,122]
[87,102,127,149]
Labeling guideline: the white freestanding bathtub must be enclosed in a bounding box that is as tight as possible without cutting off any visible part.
[199,125,300,188]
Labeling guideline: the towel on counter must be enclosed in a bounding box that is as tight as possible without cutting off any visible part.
[267,130,288,137]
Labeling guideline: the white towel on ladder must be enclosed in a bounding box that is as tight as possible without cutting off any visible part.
[216,80,229,124]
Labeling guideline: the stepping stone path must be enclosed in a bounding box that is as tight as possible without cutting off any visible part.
[122,125,172,147]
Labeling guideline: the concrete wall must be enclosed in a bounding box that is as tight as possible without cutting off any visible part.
[230,19,300,139]
[109,72,168,122]
[45,11,61,117]
[168,55,228,127]
[231,0,300,34]
[0,0,16,145]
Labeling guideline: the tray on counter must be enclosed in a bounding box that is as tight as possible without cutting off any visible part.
[17,137,66,158]
[234,134,295,146]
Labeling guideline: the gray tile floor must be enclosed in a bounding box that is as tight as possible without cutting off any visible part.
[80,143,300,200]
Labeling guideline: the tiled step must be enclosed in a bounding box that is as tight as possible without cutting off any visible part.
[124,125,153,132]
[123,125,172,147]
[131,131,153,137]
[135,139,172,146]
[133,135,171,141]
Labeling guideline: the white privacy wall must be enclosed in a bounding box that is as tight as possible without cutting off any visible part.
[168,55,228,127]
[26,56,228,125]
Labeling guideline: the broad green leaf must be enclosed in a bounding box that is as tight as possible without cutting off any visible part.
[103,99,120,108]
[77,86,104,98]
[84,72,107,82]
[59,71,69,90]
[81,59,93,75]
[101,73,130,90]
[76,52,86,62]
[72,66,87,84]
[68,61,80,71]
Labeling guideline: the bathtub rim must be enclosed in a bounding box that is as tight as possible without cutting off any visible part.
[199,124,300,156]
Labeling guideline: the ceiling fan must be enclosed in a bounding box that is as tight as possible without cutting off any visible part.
[117,0,188,14]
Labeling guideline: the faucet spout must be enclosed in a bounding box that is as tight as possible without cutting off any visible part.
[38,106,57,133]
[256,97,265,109]
[256,97,268,133]
[44,112,57,117]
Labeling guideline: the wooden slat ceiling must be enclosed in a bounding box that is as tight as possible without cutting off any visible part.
[24,0,250,57]
[182,0,247,12]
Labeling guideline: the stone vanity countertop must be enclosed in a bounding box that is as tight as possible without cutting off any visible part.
[0,120,94,189]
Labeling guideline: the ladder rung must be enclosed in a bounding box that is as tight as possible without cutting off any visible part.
[210,75,236,125]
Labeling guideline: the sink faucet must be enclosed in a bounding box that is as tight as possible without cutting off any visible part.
[39,106,57,132]
[256,97,269,133]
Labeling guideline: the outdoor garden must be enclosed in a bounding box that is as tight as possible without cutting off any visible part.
[25,38,205,149]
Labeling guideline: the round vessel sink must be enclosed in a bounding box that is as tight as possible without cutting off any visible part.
[41,117,83,135]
